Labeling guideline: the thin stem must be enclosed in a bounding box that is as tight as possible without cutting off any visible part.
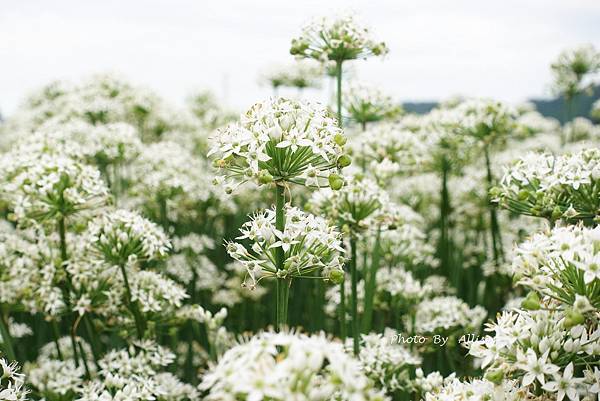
[51,320,64,360]
[336,60,343,128]
[439,160,453,280]
[484,146,504,266]
[119,263,146,339]
[362,228,381,333]
[275,183,288,330]
[350,236,359,355]
[82,315,101,368]
[0,309,15,361]
[57,216,81,368]
[339,280,347,339]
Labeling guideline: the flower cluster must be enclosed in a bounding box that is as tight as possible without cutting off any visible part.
[85,209,171,265]
[551,44,600,99]
[226,205,345,286]
[199,331,388,401]
[492,149,600,222]
[411,296,486,336]
[563,117,600,143]
[290,14,388,62]
[79,340,196,401]
[468,308,600,400]
[0,150,110,223]
[308,175,415,231]
[352,332,421,394]
[454,98,516,146]
[350,123,427,181]
[512,224,600,310]
[261,60,324,90]
[344,82,402,126]
[422,376,526,401]
[0,358,28,401]
[208,97,349,190]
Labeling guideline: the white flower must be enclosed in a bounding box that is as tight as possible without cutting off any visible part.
[227,205,345,286]
[517,348,559,386]
[209,97,347,189]
[0,151,110,223]
[199,331,387,401]
[494,148,600,221]
[85,209,171,264]
[290,13,388,62]
[543,362,584,401]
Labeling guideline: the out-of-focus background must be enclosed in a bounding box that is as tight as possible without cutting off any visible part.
[2,0,600,118]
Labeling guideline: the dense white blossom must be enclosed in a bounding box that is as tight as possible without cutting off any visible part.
[493,148,600,222]
[209,97,348,190]
[199,331,388,401]
[290,14,388,62]
[227,205,345,286]
[85,209,171,264]
[0,151,110,223]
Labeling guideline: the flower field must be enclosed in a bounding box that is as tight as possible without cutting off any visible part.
[2,11,600,401]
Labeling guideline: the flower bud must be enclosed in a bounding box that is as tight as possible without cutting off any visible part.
[328,269,345,285]
[334,133,347,146]
[551,206,562,221]
[564,309,585,329]
[484,369,504,385]
[337,155,352,168]
[258,170,273,185]
[328,174,344,190]
[521,292,540,310]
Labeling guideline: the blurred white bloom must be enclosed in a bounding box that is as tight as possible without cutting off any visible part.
[0,151,110,223]
[344,82,402,125]
[290,13,388,62]
[199,331,388,401]
[412,296,486,334]
[85,209,170,264]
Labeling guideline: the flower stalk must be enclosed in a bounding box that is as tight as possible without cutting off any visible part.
[275,183,288,330]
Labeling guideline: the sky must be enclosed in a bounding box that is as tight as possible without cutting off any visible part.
[1,0,600,115]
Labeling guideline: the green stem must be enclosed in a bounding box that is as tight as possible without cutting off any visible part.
[339,280,347,339]
[51,320,64,361]
[439,160,453,281]
[349,236,359,355]
[0,309,15,361]
[335,60,343,128]
[57,216,81,368]
[484,146,504,266]
[362,228,381,333]
[77,340,92,380]
[274,184,288,330]
[82,315,101,368]
[118,263,146,339]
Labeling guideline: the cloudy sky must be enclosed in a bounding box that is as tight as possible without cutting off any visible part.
[1,0,599,115]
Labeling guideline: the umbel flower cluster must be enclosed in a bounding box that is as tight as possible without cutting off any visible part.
[0,358,28,401]
[261,60,324,91]
[199,331,388,401]
[344,82,403,127]
[209,97,349,191]
[0,151,110,223]
[512,224,600,307]
[492,148,600,223]
[227,205,345,287]
[290,14,388,62]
